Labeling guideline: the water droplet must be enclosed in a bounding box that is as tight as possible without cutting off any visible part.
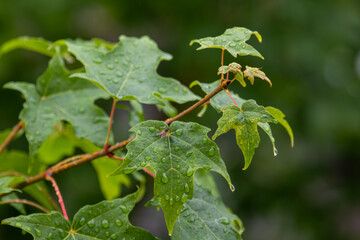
[140,161,146,167]
[24,226,31,232]
[230,43,236,47]
[105,231,110,237]
[100,71,106,75]
[173,87,179,92]
[186,166,194,176]
[161,173,169,183]
[185,151,193,157]
[242,45,245,48]
[115,218,122,226]
[223,228,228,233]
[202,137,208,143]
[161,157,166,163]
[107,64,114,70]
[175,196,180,201]
[145,157,151,161]
[208,146,215,156]
[159,88,167,93]
[175,129,182,135]
[230,184,235,192]
[34,228,42,237]
[176,165,180,169]
[137,130,142,135]
[15,222,22,228]
[79,217,86,226]
[94,227,100,233]
[217,217,230,225]
[120,205,128,213]
[165,194,170,200]
[78,107,85,113]
[112,79,119,84]
[149,127,155,132]
[93,58,102,63]
[169,198,174,205]
[47,233,53,238]
[204,165,212,170]
[274,148,278,157]
[101,219,109,228]
[174,146,179,151]
[87,219,95,228]
[129,153,134,157]
[184,183,190,193]
[114,59,119,63]
[188,216,195,222]
[111,233,118,239]
[59,229,67,237]
[222,39,227,42]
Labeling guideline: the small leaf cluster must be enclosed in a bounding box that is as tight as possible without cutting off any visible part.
[0,27,293,239]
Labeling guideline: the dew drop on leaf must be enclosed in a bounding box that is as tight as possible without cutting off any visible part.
[87,219,95,228]
[169,197,174,206]
[165,194,170,200]
[101,219,110,228]
[175,129,182,135]
[230,43,236,47]
[105,231,110,237]
[161,157,166,163]
[140,161,146,167]
[274,148,278,157]
[149,127,155,132]
[174,146,179,151]
[120,205,128,213]
[137,130,142,136]
[115,218,122,226]
[93,58,102,63]
[159,87,167,93]
[184,183,190,193]
[110,233,118,239]
[161,173,169,183]
[145,157,151,161]
[230,184,236,192]
[79,217,86,226]
[15,223,22,228]
[34,228,42,237]
[208,146,215,156]
[175,196,180,201]
[116,72,123,77]
[173,87,179,92]
[185,151,193,157]
[216,217,230,225]
[202,137,208,143]
[94,227,100,233]
[59,229,67,237]
[186,166,194,176]
[106,64,114,70]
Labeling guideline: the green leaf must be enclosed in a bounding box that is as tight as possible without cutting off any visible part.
[0,176,21,194]
[61,36,200,104]
[4,53,110,162]
[212,101,277,170]
[0,149,55,210]
[0,37,54,57]
[37,123,78,165]
[1,193,26,215]
[2,190,158,239]
[172,182,244,240]
[243,66,272,87]
[190,27,263,59]
[112,120,232,234]
[217,63,246,87]
[265,107,294,147]
[257,122,277,157]
[75,138,132,201]
[191,80,245,112]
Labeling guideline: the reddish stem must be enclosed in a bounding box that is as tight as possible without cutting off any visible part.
[45,173,68,220]
[104,98,117,152]
[220,48,225,80]
[1,199,49,214]
[0,121,24,154]
[225,90,239,107]
[142,168,155,178]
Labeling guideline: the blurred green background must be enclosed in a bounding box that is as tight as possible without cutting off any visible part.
[0,0,359,239]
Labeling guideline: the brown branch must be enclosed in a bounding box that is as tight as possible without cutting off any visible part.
[2,79,233,196]
[1,199,50,214]
[0,121,24,154]
[164,82,227,125]
[4,138,134,194]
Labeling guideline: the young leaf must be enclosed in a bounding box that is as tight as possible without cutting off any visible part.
[61,36,200,104]
[217,63,246,87]
[4,53,110,162]
[0,176,21,194]
[243,66,272,86]
[191,80,245,112]
[172,183,244,240]
[112,120,232,234]
[2,190,158,239]
[0,37,54,57]
[212,101,277,170]
[190,27,263,59]
[265,107,294,147]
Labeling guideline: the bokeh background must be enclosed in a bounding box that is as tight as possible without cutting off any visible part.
[0,0,359,239]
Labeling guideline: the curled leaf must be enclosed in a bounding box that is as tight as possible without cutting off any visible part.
[243,66,272,87]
